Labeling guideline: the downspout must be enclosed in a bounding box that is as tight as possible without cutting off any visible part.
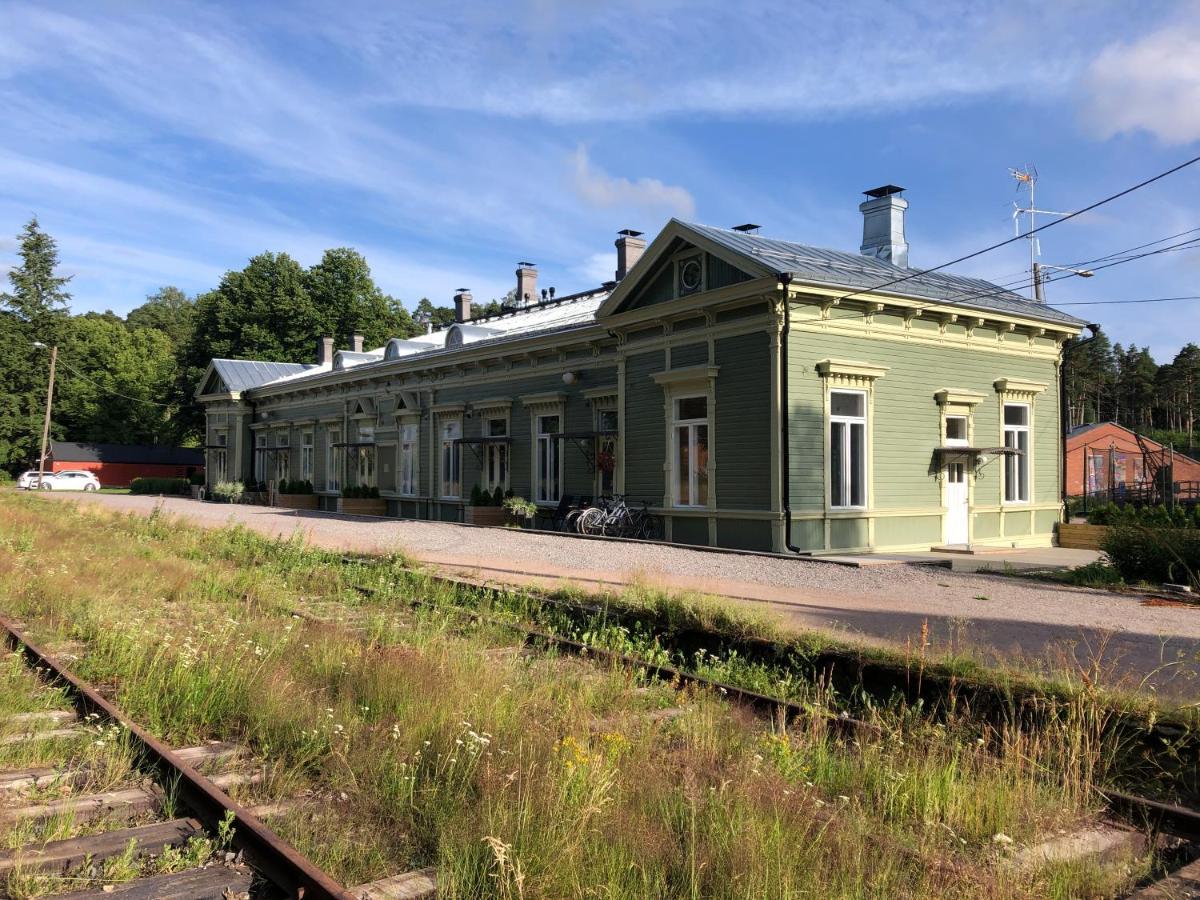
[777,273,802,553]
[1059,323,1100,515]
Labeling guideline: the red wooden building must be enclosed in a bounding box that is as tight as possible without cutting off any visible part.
[47,441,204,488]
[1066,423,1200,498]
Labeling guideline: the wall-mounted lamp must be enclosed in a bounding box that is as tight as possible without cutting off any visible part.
[562,371,581,385]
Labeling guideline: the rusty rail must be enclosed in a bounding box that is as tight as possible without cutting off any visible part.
[0,613,354,900]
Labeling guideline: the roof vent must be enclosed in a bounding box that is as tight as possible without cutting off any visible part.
[732,223,761,234]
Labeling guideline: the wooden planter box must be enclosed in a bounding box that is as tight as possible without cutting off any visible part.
[464,506,507,526]
[1058,522,1109,550]
[342,498,387,516]
[276,494,318,511]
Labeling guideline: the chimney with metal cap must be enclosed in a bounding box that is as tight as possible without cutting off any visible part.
[454,288,473,323]
[351,332,364,353]
[614,229,646,281]
[317,336,334,366]
[859,185,909,268]
[516,262,537,307]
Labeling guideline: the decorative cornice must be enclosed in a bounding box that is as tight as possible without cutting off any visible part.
[471,397,513,415]
[650,365,720,387]
[934,389,987,407]
[518,391,567,410]
[993,378,1048,399]
[816,359,889,381]
[581,384,619,401]
[430,402,466,414]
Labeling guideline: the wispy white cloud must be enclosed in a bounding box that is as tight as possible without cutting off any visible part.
[1081,11,1200,144]
[570,146,694,218]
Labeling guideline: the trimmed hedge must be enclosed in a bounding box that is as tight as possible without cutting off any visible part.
[1088,501,1200,528]
[129,477,191,495]
[1101,525,1200,588]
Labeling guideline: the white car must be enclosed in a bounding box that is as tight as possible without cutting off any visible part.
[35,470,101,491]
[16,470,50,490]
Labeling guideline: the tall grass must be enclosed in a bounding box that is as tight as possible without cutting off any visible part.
[0,494,1161,897]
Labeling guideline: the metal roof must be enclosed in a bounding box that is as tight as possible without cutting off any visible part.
[51,441,204,465]
[212,359,315,393]
[682,221,1087,327]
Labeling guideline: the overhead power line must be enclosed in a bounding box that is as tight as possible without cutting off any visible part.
[53,355,176,408]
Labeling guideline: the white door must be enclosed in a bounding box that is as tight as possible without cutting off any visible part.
[945,462,969,545]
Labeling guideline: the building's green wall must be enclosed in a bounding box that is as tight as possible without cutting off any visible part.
[623,350,666,503]
[670,516,708,545]
[716,518,773,551]
[714,331,772,510]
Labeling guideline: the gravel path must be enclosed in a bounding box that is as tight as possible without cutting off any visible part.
[32,492,1200,699]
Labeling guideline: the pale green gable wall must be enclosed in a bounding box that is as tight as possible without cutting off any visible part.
[787,312,1062,551]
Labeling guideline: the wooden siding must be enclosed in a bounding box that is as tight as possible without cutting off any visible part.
[623,350,666,503]
[715,331,772,510]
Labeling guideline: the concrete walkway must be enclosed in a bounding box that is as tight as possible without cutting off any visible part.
[29,492,1200,701]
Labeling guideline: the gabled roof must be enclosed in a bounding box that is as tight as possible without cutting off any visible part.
[51,441,203,466]
[599,219,1086,327]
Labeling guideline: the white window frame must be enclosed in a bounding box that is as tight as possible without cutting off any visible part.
[595,406,618,498]
[300,431,314,483]
[484,415,509,494]
[440,417,462,500]
[829,389,868,510]
[211,433,228,484]
[355,424,376,489]
[671,395,709,508]
[535,413,563,504]
[254,434,267,483]
[398,422,419,497]
[1003,402,1031,504]
[326,428,342,493]
[274,431,290,485]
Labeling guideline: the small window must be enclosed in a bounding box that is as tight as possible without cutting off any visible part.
[1004,405,1029,427]
[830,389,867,509]
[945,416,967,443]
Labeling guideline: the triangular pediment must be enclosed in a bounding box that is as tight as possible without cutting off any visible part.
[597,220,768,319]
[196,362,232,399]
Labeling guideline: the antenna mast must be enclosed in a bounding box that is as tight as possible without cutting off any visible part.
[1010,165,1071,301]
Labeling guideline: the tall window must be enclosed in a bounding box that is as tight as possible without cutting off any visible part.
[399,423,418,496]
[300,432,314,482]
[596,408,618,497]
[326,428,341,492]
[275,433,290,484]
[1003,403,1030,503]
[485,417,508,493]
[673,396,709,507]
[254,434,267,483]
[356,425,376,488]
[830,390,866,509]
[211,434,228,484]
[535,414,562,503]
[441,418,462,499]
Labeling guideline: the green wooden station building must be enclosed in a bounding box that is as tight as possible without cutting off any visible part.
[196,186,1085,554]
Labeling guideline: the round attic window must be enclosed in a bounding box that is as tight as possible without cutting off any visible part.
[679,258,702,294]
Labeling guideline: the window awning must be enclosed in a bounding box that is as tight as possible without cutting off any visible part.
[935,446,1023,456]
[331,441,377,448]
[557,430,617,440]
[452,436,512,445]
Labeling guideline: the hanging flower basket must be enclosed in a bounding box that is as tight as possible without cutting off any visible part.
[596,449,616,474]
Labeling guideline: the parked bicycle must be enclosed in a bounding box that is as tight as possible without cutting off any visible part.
[574,495,660,540]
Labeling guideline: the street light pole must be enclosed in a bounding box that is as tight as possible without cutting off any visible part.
[34,343,57,490]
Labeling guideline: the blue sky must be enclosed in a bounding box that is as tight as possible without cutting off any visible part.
[2,1,1199,359]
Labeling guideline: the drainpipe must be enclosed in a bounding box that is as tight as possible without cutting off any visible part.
[777,273,803,553]
[1060,323,1100,516]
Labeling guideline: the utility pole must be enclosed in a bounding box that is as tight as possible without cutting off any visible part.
[35,344,57,490]
[1032,261,1045,303]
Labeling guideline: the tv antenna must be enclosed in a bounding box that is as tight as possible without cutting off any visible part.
[1010,165,1073,300]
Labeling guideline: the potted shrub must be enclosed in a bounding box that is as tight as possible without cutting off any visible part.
[341,484,386,516]
[464,484,507,526]
[211,481,244,504]
[276,478,318,511]
[502,495,538,528]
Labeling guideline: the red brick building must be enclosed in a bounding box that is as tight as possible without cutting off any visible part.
[47,441,204,488]
[1065,423,1200,498]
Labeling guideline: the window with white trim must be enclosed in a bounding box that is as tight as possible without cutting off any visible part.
[300,432,314,482]
[596,408,618,498]
[484,417,509,493]
[355,425,376,489]
[274,432,290,484]
[535,414,562,503]
[945,416,968,445]
[211,433,228,484]
[398,423,418,496]
[672,395,709,507]
[326,428,341,492]
[829,390,867,509]
[1003,403,1030,503]
[440,418,462,499]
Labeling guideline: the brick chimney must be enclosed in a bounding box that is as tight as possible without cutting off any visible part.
[615,229,646,281]
[317,336,334,365]
[454,288,473,324]
[859,185,909,268]
[351,332,364,353]
[516,262,537,307]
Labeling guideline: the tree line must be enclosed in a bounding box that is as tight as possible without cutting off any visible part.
[0,217,466,470]
[1066,327,1200,451]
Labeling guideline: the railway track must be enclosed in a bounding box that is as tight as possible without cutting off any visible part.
[0,614,435,900]
[338,561,1200,897]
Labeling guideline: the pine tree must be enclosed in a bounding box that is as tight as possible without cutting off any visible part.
[0,217,72,330]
